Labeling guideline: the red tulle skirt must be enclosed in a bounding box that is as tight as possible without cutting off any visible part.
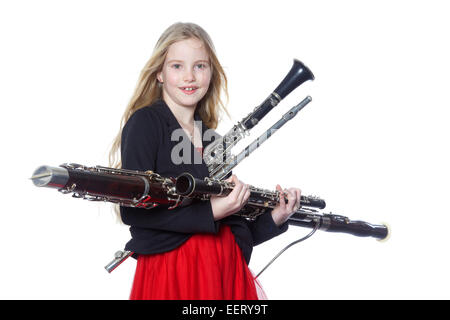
[129,225,266,300]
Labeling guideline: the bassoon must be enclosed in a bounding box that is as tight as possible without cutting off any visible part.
[30,163,326,215]
[31,163,389,272]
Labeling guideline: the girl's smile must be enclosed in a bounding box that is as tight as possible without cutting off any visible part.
[179,85,199,95]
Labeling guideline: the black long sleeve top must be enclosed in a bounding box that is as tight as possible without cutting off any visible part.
[120,99,289,264]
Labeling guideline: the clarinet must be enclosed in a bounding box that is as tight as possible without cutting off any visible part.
[204,59,314,179]
[211,96,313,180]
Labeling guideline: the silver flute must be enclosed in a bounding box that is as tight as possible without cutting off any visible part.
[210,96,312,180]
[203,59,314,179]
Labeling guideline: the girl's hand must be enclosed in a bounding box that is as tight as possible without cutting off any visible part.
[271,184,302,226]
[210,175,250,221]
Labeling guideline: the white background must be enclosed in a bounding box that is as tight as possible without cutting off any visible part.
[1,0,449,299]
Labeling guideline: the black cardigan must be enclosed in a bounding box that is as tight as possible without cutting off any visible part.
[120,99,288,264]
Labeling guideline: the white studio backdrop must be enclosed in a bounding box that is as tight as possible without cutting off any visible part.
[1,0,449,299]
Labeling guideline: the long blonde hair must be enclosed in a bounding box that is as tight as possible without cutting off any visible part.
[108,22,229,169]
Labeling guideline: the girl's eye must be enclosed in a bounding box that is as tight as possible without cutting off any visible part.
[196,63,208,69]
[172,64,182,69]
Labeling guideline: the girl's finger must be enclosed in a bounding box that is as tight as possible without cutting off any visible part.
[239,184,250,207]
[289,187,301,210]
[285,189,296,212]
[244,186,251,201]
[230,176,243,199]
[277,184,286,210]
[295,188,302,210]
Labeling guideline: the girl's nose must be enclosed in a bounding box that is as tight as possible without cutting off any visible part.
[183,68,195,82]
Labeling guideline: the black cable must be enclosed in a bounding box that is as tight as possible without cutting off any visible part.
[255,219,321,279]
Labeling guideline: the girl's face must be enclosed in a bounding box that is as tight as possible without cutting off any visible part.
[158,38,212,111]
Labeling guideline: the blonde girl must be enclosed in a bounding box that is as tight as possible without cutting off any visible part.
[110,22,301,300]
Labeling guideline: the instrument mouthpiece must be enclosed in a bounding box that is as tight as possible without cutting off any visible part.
[377,222,391,242]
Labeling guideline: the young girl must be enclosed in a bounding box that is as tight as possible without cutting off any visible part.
[109,22,302,300]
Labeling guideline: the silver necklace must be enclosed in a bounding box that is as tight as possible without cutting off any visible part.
[182,123,195,139]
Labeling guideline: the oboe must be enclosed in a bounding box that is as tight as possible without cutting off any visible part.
[174,173,388,238]
[175,172,326,220]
